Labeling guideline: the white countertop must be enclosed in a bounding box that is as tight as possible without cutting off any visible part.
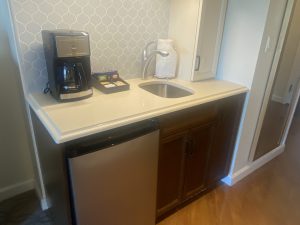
[27,78,248,144]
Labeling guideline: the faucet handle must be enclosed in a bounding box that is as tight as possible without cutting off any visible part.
[143,41,156,61]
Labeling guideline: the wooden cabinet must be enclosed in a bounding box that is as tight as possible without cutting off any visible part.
[157,122,217,218]
[156,102,219,218]
[156,94,245,221]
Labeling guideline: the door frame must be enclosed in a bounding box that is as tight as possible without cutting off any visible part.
[248,0,295,162]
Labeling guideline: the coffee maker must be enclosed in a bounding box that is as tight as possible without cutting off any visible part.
[42,30,93,102]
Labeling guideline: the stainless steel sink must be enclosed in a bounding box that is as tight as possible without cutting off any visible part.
[139,81,194,98]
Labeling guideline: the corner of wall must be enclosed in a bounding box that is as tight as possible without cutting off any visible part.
[223,144,285,186]
[40,197,50,211]
[0,179,35,202]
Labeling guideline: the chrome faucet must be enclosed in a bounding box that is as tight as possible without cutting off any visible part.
[142,42,169,80]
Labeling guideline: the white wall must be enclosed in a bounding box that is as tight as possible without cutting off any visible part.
[218,0,289,182]
[0,3,34,201]
[217,0,270,175]
[217,0,270,88]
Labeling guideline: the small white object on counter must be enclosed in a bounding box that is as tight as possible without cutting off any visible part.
[27,78,248,144]
[155,39,177,79]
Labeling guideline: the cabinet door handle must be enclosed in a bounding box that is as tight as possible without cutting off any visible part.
[189,140,194,156]
[195,55,200,71]
[185,140,193,157]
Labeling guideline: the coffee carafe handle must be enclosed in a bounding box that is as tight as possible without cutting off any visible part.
[74,63,87,90]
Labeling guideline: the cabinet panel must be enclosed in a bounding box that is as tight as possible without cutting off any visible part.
[159,102,217,137]
[183,122,217,200]
[156,132,187,217]
[206,94,245,185]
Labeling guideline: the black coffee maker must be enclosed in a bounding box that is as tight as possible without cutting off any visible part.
[42,30,93,102]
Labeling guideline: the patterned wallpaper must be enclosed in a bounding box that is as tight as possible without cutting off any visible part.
[9,0,170,93]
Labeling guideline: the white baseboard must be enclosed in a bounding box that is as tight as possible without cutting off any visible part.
[0,179,35,202]
[222,144,285,186]
[40,197,50,210]
[33,181,50,211]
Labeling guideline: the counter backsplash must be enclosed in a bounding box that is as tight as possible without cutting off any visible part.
[9,0,170,94]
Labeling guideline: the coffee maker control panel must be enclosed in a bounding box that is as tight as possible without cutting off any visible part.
[55,35,90,58]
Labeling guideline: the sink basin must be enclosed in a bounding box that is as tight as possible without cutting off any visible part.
[139,81,194,98]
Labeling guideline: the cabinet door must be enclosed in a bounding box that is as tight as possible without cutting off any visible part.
[183,122,217,200]
[168,0,227,81]
[156,131,187,218]
[192,0,227,81]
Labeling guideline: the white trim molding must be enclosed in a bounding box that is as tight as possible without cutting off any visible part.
[0,179,35,202]
[222,144,285,186]
[40,197,50,211]
[33,180,50,211]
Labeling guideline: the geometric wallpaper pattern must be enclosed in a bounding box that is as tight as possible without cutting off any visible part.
[9,0,170,93]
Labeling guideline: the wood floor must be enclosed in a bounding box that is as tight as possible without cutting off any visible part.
[158,114,300,225]
[0,190,52,225]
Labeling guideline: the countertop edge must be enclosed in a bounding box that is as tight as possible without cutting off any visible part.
[27,95,62,143]
[27,87,248,144]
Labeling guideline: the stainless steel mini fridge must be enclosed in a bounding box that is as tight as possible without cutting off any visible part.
[67,120,159,225]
